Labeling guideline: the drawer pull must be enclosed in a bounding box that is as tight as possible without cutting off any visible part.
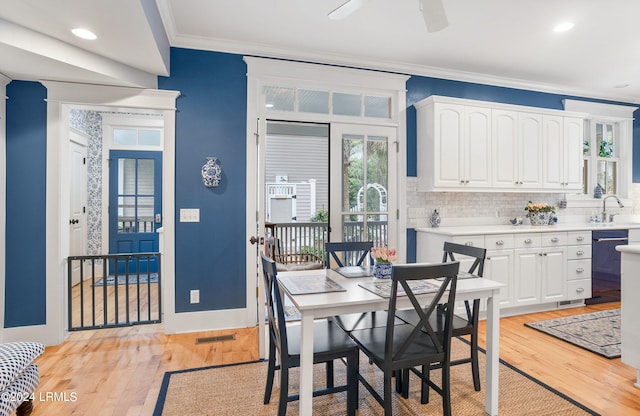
[551,237,559,243]
[496,240,504,246]
[576,268,584,273]
[577,236,584,242]
[524,238,532,244]
[465,241,474,246]
[576,250,584,256]
[576,287,584,293]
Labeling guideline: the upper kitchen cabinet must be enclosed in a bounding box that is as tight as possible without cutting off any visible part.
[416,99,491,190]
[415,96,586,192]
[492,110,543,189]
[541,115,583,191]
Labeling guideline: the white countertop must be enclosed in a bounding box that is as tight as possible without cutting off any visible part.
[616,244,640,254]
[416,222,640,236]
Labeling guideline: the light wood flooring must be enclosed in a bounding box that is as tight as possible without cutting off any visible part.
[70,279,160,329]
[31,302,638,415]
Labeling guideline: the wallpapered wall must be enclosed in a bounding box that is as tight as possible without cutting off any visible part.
[69,109,103,256]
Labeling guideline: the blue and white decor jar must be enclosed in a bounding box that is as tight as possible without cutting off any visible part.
[529,212,552,226]
[373,262,393,279]
[430,209,441,228]
[202,157,222,187]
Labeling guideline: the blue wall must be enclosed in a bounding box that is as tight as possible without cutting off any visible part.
[5,81,47,327]
[158,48,248,312]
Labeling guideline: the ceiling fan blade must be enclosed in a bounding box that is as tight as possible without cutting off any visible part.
[420,0,448,32]
[328,0,368,20]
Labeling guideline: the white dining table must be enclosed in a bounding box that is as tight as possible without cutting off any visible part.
[277,267,504,416]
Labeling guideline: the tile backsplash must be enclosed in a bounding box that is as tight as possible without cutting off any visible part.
[406,177,640,228]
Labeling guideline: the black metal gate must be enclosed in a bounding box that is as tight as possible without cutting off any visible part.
[67,252,162,330]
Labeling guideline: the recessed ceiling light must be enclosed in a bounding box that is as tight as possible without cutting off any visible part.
[71,28,97,40]
[553,22,574,33]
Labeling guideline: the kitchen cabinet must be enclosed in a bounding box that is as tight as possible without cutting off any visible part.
[542,115,584,191]
[484,234,514,308]
[566,231,592,300]
[492,110,543,189]
[416,101,491,190]
[416,228,588,315]
[513,233,567,306]
[415,96,585,192]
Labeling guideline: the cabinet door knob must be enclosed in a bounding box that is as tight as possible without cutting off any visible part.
[551,237,559,243]
[524,238,532,244]
[576,267,584,273]
[576,250,584,256]
[496,240,504,246]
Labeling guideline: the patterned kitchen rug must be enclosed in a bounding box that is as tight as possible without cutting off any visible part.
[525,309,620,358]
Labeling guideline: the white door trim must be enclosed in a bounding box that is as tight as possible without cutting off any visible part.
[245,57,408,358]
[2,81,180,345]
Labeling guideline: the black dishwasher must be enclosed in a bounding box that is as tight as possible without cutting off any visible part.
[587,229,628,305]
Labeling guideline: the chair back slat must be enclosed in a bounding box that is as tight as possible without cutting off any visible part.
[325,241,374,268]
[441,241,486,323]
[385,262,459,367]
[261,253,288,355]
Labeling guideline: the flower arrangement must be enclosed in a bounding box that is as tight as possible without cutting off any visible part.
[370,247,397,264]
[524,201,556,216]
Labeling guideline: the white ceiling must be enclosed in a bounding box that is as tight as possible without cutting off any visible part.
[1,0,640,103]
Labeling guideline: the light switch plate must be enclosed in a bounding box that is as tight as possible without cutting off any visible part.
[190,289,200,304]
[180,208,200,222]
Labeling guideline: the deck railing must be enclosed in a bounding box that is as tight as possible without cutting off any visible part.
[269,220,388,260]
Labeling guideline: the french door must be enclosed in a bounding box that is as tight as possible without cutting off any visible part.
[108,150,162,273]
[329,124,397,248]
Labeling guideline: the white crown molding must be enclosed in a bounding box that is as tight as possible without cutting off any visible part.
[40,81,180,110]
[171,33,640,105]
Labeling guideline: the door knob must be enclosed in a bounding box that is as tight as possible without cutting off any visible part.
[69,219,79,224]
[249,236,259,245]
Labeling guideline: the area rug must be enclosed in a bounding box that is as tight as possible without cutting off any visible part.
[93,273,158,286]
[153,338,598,416]
[525,309,620,359]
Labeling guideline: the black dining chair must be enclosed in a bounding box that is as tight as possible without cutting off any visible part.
[396,241,486,395]
[326,241,401,332]
[349,261,460,416]
[325,241,374,268]
[260,253,359,416]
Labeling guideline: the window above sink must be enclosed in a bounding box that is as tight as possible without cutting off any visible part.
[563,99,637,208]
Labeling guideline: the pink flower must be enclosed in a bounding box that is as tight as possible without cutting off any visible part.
[371,247,397,264]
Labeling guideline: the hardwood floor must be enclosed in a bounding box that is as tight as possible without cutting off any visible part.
[31,302,638,415]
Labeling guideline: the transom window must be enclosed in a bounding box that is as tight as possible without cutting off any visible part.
[264,85,392,119]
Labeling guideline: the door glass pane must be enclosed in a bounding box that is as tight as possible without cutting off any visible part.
[138,129,161,146]
[264,86,295,111]
[341,133,388,246]
[113,129,137,145]
[364,96,391,118]
[342,135,364,212]
[298,89,329,114]
[117,158,155,234]
[333,93,361,116]
[137,159,155,194]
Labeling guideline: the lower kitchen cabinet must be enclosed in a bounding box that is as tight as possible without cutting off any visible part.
[417,228,583,315]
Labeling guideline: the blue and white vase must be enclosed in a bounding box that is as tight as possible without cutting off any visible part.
[373,262,393,279]
[430,209,441,228]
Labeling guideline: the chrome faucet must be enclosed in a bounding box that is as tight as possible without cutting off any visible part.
[602,194,624,222]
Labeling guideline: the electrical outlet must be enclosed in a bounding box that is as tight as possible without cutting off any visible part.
[190,289,200,304]
[180,208,200,222]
